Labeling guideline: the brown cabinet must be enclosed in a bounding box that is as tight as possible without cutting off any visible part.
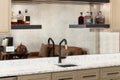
[0,77,16,80]
[75,69,100,80]
[0,0,11,33]
[2,66,120,80]
[52,71,75,80]
[100,66,120,80]
[110,0,120,32]
[18,73,51,80]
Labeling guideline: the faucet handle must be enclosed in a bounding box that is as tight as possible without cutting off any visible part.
[65,45,68,50]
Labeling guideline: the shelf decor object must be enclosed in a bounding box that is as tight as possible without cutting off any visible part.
[11,25,42,29]
[69,24,110,28]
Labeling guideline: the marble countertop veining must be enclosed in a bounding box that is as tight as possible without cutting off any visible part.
[1,53,120,77]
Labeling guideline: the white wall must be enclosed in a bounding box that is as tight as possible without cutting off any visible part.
[11,3,120,54]
[11,3,96,54]
[100,32,119,54]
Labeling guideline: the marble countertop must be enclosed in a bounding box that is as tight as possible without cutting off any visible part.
[1,53,120,77]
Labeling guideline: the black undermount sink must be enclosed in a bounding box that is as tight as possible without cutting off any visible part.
[57,64,77,67]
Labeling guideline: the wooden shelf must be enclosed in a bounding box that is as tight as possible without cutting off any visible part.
[69,24,110,28]
[11,25,42,29]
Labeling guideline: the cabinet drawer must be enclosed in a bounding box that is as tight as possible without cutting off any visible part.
[52,71,74,80]
[102,78,120,80]
[75,69,99,80]
[101,66,120,79]
[0,77,16,80]
[18,73,51,80]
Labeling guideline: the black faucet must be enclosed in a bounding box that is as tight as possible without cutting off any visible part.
[48,37,55,57]
[59,39,68,63]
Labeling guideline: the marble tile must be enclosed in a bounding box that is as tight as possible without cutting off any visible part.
[1,54,120,77]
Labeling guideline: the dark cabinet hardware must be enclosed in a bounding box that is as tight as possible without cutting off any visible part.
[83,75,96,78]
[107,72,119,75]
[59,78,73,80]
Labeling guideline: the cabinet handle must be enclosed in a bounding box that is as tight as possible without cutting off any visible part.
[0,76,16,78]
[107,72,119,75]
[59,78,73,80]
[83,75,96,78]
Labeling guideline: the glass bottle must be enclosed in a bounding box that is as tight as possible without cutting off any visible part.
[95,11,105,24]
[11,11,17,24]
[17,10,24,24]
[78,12,84,24]
[90,12,93,24]
[24,9,30,24]
[84,12,92,25]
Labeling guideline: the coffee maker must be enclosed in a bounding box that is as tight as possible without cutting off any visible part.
[2,37,14,52]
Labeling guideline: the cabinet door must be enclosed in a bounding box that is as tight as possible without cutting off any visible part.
[18,73,51,80]
[100,66,120,79]
[101,78,120,80]
[0,0,11,33]
[75,69,100,80]
[0,77,16,80]
[52,71,75,80]
[110,0,120,32]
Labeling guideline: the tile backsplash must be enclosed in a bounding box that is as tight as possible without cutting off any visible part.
[11,3,96,54]
[1,3,117,54]
[100,32,119,54]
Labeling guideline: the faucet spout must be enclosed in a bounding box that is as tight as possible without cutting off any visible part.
[48,37,55,57]
[59,39,68,63]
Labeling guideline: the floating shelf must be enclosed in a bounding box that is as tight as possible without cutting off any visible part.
[60,0,109,3]
[11,25,42,29]
[12,0,109,4]
[69,24,110,28]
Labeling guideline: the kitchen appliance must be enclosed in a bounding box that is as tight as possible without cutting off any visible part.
[2,37,14,52]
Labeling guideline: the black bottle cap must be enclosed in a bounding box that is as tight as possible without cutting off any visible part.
[19,10,21,14]
[90,12,92,15]
[25,9,28,13]
[80,12,83,15]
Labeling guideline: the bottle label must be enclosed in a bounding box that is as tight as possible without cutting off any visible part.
[86,19,91,23]
[26,16,30,21]
[84,18,92,24]
[95,18,105,24]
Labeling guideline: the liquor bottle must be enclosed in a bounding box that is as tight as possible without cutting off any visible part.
[84,12,92,25]
[17,10,24,24]
[11,11,17,24]
[78,12,84,24]
[90,12,93,24]
[95,11,105,24]
[24,9,30,24]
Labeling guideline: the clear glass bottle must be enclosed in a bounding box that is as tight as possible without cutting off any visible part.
[24,9,30,24]
[17,10,24,24]
[11,11,17,24]
[78,12,84,24]
[95,11,105,24]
